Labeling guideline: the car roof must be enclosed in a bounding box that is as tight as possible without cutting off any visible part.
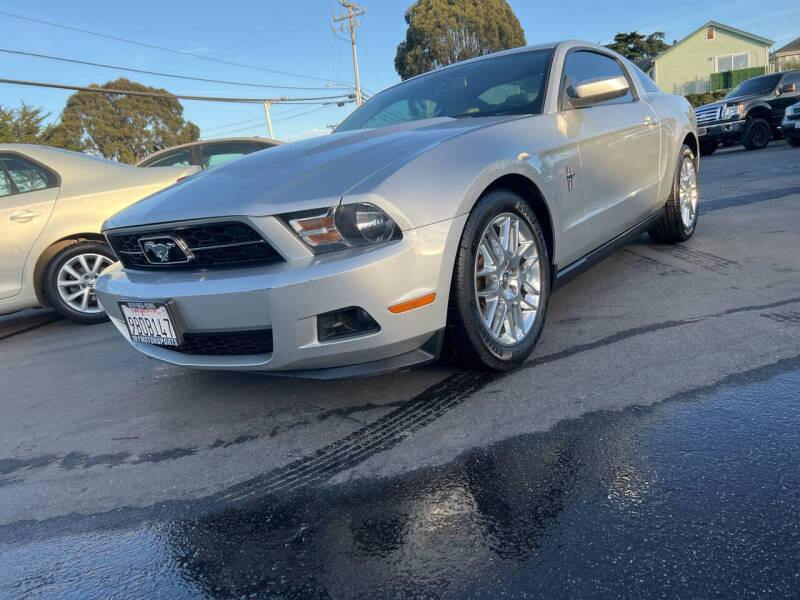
[136,136,283,166]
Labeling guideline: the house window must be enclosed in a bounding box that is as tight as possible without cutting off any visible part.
[716,53,749,72]
[706,27,715,40]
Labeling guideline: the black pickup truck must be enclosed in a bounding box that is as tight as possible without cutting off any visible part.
[694,70,800,155]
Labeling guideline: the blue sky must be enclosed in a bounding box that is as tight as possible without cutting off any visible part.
[1,0,798,143]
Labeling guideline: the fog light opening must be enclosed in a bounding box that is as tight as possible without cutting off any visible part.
[317,307,380,342]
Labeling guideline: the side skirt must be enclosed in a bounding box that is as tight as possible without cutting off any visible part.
[553,208,665,290]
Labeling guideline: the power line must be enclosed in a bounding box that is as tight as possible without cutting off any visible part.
[203,104,319,134]
[0,48,348,91]
[212,106,331,137]
[0,78,354,104]
[0,10,349,85]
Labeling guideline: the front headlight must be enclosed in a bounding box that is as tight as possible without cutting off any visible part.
[722,104,743,119]
[282,202,401,253]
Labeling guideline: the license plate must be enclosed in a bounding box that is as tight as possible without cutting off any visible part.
[119,301,182,347]
[698,126,707,136]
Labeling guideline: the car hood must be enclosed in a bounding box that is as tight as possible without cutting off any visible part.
[699,94,763,110]
[103,116,514,230]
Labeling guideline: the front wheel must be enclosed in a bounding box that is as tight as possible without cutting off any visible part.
[742,118,771,150]
[649,144,699,244]
[44,242,117,324]
[699,141,717,156]
[447,190,550,371]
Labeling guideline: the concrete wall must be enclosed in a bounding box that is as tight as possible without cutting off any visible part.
[654,25,769,94]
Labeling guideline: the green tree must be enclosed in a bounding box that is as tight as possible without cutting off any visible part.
[0,102,56,144]
[605,31,670,61]
[50,78,199,164]
[394,0,526,80]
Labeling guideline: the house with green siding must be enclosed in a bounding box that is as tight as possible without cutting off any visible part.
[645,21,773,94]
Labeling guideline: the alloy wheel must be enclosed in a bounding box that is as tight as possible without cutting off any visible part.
[679,156,698,229]
[56,253,114,314]
[474,213,541,345]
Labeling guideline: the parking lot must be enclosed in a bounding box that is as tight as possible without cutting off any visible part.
[2,140,800,597]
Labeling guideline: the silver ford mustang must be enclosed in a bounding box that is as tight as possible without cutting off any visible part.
[96,41,699,378]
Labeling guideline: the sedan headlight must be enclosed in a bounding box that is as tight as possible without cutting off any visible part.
[722,104,743,119]
[282,202,401,253]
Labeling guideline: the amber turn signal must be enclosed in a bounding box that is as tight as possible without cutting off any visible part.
[388,292,436,314]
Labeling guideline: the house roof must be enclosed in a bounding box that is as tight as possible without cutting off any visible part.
[773,36,800,57]
[653,20,774,63]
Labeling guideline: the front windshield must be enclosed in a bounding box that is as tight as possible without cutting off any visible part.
[337,49,553,132]
[724,74,781,99]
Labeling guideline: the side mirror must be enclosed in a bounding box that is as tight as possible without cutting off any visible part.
[568,75,630,108]
[778,83,796,95]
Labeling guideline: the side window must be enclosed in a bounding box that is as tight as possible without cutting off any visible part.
[562,51,634,108]
[0,156,53,193]
[200,142,257,169]
[0,168,13,197]
[142,149,191,168]
[781,72,800,91]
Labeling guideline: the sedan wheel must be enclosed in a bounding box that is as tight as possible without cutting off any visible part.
[44,242,117,324]
[648,144,699,243]
[474,213,541,345]
[448,189,550,371]
[678,156,699,230]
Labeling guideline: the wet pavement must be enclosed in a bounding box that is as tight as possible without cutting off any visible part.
[2,141,800,597]
[2,359,799,598]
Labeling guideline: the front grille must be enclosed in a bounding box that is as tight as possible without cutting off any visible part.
[168,329,273,356]
[107,221,283,270]
[695,105,721,125]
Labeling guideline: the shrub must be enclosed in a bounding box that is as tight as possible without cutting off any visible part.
[711,66,766,91]
[685,90,727,108]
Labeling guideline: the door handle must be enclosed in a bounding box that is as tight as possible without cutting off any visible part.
[10,210,41,223]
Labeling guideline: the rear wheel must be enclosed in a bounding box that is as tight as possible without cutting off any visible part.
[699,141,718,156]
[44,242,116,324]
[649,144,699,244]
[447,190,550,371]
[742,118,771,150]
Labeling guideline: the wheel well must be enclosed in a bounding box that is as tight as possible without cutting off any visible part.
[33,233,108,307]
[483,174,554,264]
[683,132,698,158]
[746,107,771,121]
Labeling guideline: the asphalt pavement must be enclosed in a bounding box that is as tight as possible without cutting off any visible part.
[1,140,799,598]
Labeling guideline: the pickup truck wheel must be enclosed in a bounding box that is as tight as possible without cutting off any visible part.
[44,242,116,324]
[742,118,771,150]
[447,189,550,371]
[648,144,698,244]
[699,141,717,156]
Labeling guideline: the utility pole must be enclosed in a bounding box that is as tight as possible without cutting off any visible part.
[263,100,274,139]
[333,1,365,106]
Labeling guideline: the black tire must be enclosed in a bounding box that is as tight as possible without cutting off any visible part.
[787,137,800,148]
[648,144,699,244]
[44,242,116,324]
[699,141,717,156]
[446,189,551,371]
[742,118,771,150]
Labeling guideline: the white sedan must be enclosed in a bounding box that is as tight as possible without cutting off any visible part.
[0,144,196,323]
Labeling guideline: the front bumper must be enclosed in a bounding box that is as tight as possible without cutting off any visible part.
[780,117,800,139]
[697,119,745,142]
[95,215,466,376]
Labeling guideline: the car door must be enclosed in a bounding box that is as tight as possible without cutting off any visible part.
[559,50,661,253]
[773,72,800,124]
[0,154,59,299]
